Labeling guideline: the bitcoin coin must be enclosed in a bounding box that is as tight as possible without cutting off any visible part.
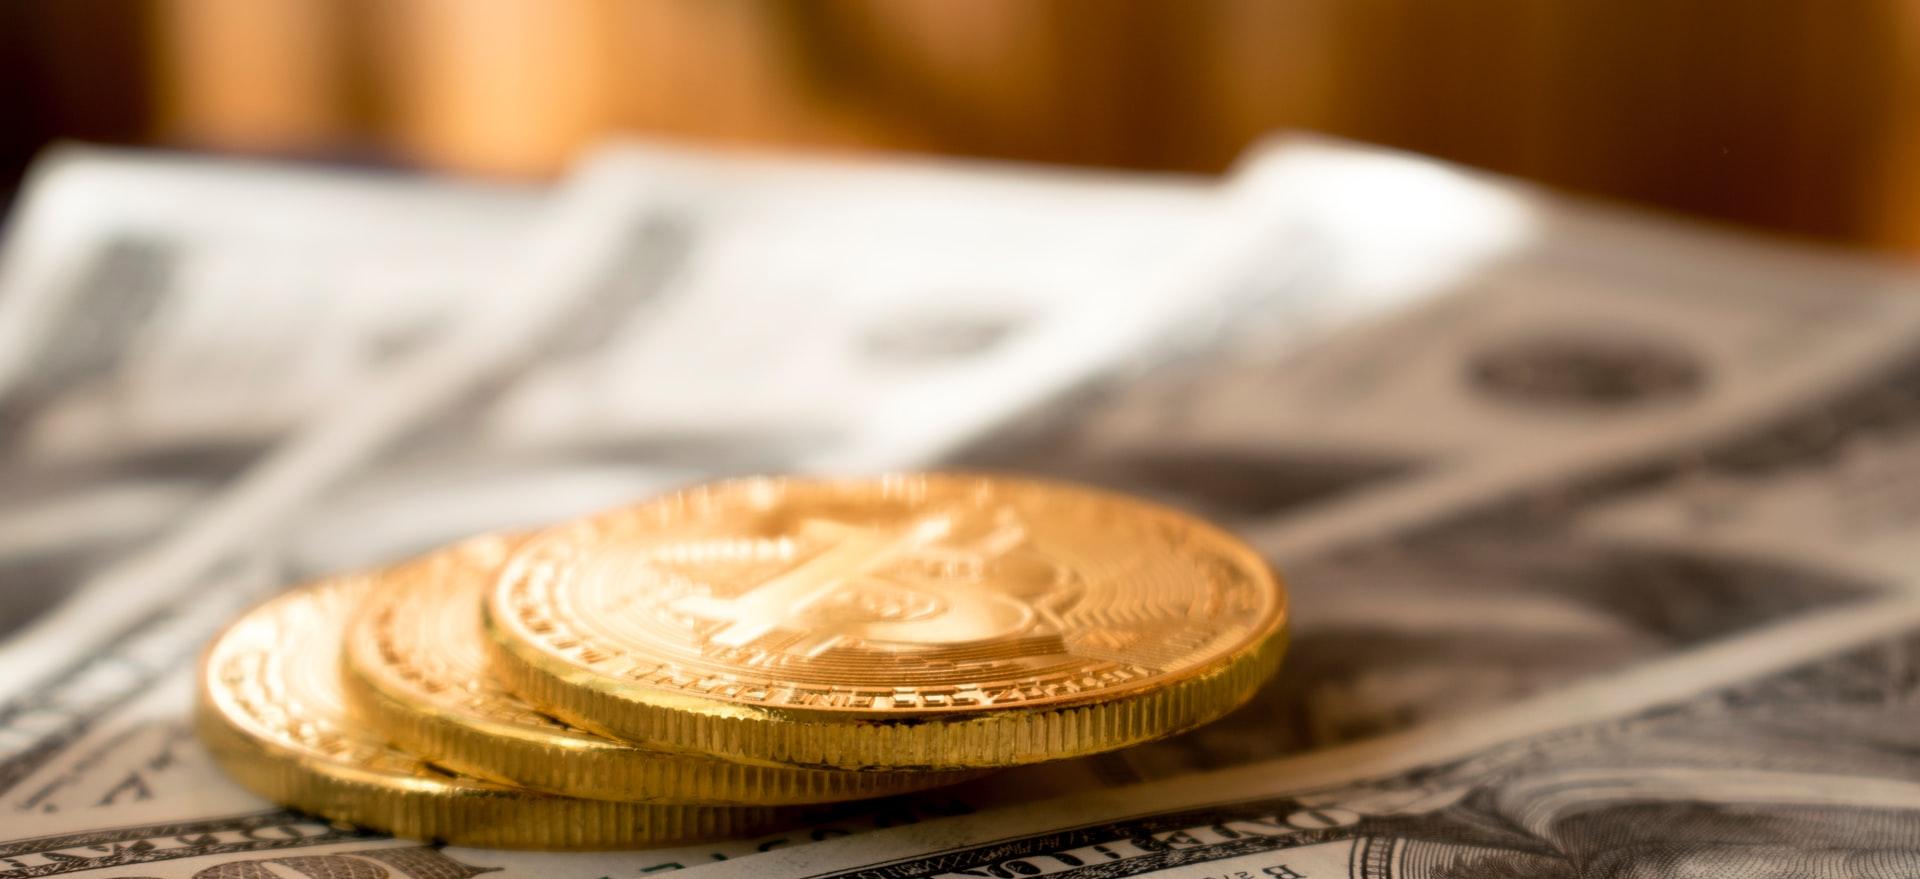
[341,534,978,803]
[486,473,1289,770]
[197,574,802,849]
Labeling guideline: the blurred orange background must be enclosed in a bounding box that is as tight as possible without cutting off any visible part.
[6,1,1920,250]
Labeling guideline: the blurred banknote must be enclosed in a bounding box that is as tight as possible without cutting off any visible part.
[0,147,539,465]
[7,136,1920,879]
[0,147,540,639]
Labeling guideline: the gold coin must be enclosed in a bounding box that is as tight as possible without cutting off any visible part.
[197,574,804,849]
[340,534,979,804]
[486,473,1289,770]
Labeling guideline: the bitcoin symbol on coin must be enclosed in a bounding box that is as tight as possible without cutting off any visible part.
[670,506,1058,655]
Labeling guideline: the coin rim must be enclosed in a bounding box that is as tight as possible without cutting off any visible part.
[197,579,804,849]
[339,541,983,804]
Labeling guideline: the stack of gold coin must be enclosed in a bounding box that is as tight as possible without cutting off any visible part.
[197,473,1289,849]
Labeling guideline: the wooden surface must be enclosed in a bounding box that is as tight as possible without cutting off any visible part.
[5,0,1918,250]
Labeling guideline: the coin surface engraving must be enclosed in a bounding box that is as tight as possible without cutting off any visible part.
[487,473,1289,769]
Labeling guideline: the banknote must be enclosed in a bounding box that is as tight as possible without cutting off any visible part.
[3,136,1918,878]
[0,139,1346,872]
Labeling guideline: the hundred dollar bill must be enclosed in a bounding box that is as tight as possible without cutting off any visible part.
[5,138,1920,878]
[0,141,1335,873]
